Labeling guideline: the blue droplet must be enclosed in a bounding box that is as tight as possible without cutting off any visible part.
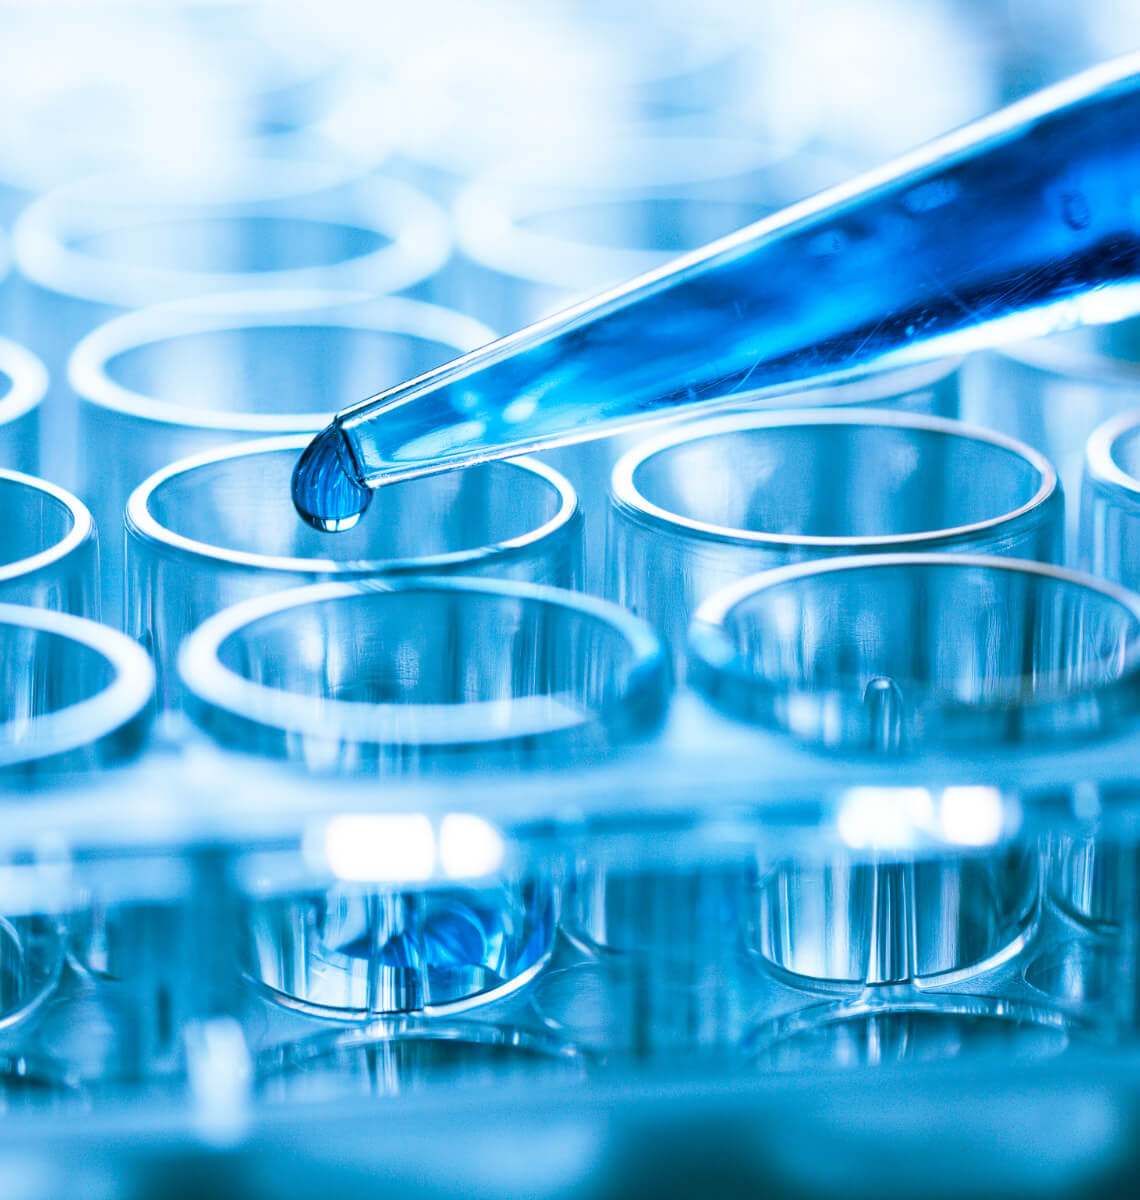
[291,425,372,533]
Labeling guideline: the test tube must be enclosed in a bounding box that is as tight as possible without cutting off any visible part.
[0,604,152,780]
[0,607,153,1090]
[127,437,580,706]
[0,4,349,219]
[0,337,46,476]
[179,578,667,1018]
[11,167,450,485]
[258,1021,582,1102]
[610,410,1061,675]
[0,471,98,617]
[70,291,493,626]
[1036,413,1140,948]
[691,555,1140,753]
[689,556,1140,1052]
[964,325,1140,556]
[1080,408,1140,588]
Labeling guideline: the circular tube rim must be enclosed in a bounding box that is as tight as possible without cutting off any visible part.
[0,470,94,586]
[69,290,495,433]
[14,167,451,308]
[1085,408,1140,507]
[0,604,154,770]
[179,576,666,751]
[612,408,1059,550]
[126,436,579,575]
[688,552,1140,741]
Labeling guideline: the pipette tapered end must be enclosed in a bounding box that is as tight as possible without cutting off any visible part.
[291,425,372,533]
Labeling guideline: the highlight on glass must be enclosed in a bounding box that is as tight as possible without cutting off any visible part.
[0,471,98,618]
[0,604,153,780]
[1081,407,1140,589]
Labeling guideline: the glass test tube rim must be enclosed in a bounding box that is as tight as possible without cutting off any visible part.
[68,289,496,434]
[453,139,850,290]
[126,435,579,576]
[178,577,667,750]
[256,1017,585,1093]
[611,407,1060,551]
[688,552,1140,741]
[1085,408,1140,510]
[12,165,452,309]
[0,336,48,430]
[0,604,154,771]
[0,470,95,587]
[743,991,1079,1065]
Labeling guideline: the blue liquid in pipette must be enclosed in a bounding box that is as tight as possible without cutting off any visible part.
[294,57,1140,533]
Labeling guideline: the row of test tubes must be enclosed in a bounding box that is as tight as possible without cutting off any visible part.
[3,0,1140,1156]
[4,317,1140,1095]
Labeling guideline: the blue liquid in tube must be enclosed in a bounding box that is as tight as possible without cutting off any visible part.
[295,56,1140,532]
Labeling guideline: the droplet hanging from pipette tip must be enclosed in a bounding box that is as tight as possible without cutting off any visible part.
[292,425,372,533]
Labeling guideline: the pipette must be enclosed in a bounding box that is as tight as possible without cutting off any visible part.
[294,54,1140,532]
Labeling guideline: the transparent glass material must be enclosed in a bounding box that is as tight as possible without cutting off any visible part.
[756,846,1039,988]
[1081,409,1140,588]
[11,167,450,485]
[966,322,1140,555]
[127,436,580,707]
[71,292,494,626]
[610,410,1060,672]
[258,1022,582,1102]
[748,997,1072,1070]
[0,6,347,209]
[688,555,1140,1016]
[1048,836,1128,932]
[179,579,667,1018]
[689,555,1140,753]
[0,604,152,780]
[0,337,45,477]
[0,472,98,618]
